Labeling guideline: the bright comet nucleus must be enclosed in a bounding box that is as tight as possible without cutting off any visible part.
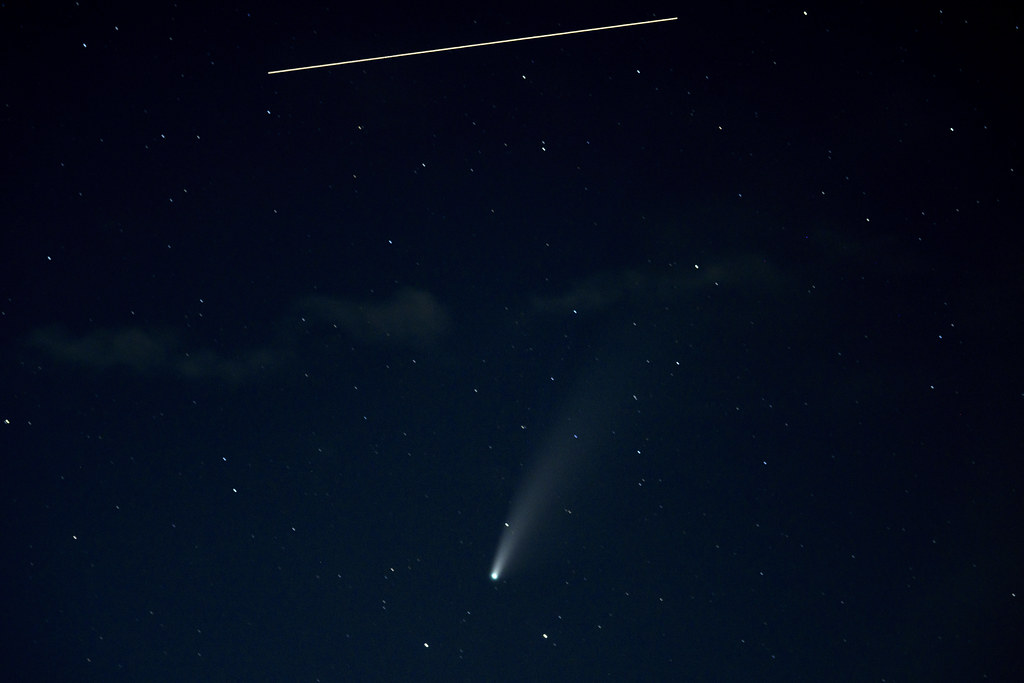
[490,523,512,581]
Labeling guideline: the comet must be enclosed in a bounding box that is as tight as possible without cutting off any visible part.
[268,17,677,75]
[488,428,580,582]
[488,336,635,582]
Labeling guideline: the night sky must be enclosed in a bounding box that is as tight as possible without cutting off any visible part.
[3,2,1023,680]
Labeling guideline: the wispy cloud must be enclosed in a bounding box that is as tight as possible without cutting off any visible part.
[25,286,451,382]
[297,287,450,346]
[27,325,277,382]
[29,325,173,374]
[530,254,787,316]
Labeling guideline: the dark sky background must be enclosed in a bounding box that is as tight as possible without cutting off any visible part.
[3,1,1023,680]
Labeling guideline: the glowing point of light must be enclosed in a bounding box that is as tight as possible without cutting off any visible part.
[490,540,509,582]
[268,17,678,75]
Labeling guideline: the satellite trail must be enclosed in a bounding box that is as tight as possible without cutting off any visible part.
[268,17,677,75]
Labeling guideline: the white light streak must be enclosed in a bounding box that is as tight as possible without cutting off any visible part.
[268,17,677,75]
